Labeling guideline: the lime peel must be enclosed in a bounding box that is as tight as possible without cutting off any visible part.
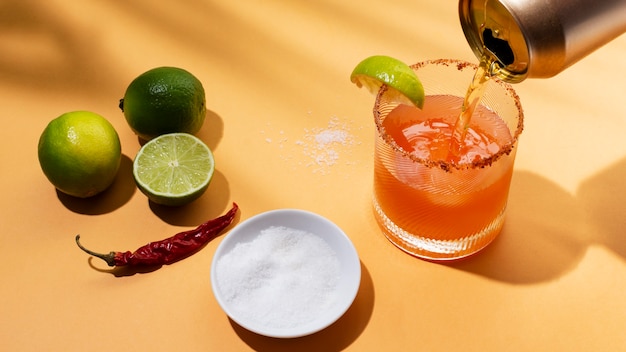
[350,55,425,109]
[121,66,206,141]
[38,111,121,198]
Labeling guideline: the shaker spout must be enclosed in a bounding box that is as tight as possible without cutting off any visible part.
[482,28,514,66]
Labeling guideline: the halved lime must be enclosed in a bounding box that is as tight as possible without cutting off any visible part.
[350,55,425,109]
[133,133,214,206]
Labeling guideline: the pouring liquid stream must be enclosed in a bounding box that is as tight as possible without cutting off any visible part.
[449,53,501,157]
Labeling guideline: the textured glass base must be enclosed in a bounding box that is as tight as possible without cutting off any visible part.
[373,199,505,261]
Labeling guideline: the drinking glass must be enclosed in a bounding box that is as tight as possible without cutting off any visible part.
[373,59,523,260]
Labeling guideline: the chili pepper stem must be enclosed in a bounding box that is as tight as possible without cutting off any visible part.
[75,235,118,267]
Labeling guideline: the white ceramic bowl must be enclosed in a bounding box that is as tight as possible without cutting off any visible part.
[210,209,361,338]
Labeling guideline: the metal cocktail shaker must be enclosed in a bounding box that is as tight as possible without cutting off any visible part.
[459,0,626,83]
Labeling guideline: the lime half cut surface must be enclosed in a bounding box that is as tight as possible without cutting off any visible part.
[350,55,425,109]
[133,133,214,206]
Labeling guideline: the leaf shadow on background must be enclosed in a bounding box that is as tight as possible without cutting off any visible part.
[112,0,448,109]
[0,0,122,99]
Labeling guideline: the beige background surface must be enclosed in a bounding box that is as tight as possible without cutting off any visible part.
[2,0,626,351]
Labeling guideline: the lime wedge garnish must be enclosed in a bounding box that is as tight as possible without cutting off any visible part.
[133,133,214,206]
[350,55,425,109]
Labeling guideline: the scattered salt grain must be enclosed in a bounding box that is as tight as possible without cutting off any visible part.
[299,116,356,172]
[215,226,341,329]
[261,115,361,174]
[314,129,349,146]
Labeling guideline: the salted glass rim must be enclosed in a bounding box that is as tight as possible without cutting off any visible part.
[373,58,524,172]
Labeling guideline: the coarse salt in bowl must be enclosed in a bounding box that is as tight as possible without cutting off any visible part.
[210,209,361,338]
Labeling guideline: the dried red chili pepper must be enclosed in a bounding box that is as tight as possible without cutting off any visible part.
[75,203,238,267]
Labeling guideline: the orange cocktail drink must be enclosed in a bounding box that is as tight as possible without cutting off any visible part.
[373,59,523,260]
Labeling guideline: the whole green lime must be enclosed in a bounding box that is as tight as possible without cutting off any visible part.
[38,111,122,198]
[120,67,206,141]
